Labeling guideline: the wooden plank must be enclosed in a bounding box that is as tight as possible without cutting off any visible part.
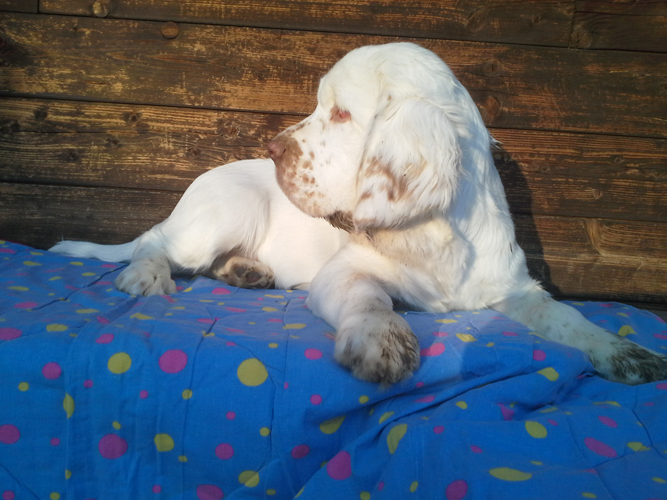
[1,13,666,138]
[39,0,574,47]
[1,98,666,221]
[571,1,667,53]
[1,181,665,303]
[0,0,37,13]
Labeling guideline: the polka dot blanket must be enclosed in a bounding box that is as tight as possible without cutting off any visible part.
[1,240,666,500]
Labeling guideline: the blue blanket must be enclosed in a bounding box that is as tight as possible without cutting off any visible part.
[1,240,666,500]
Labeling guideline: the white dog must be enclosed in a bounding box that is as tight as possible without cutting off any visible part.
[51,42,666,386]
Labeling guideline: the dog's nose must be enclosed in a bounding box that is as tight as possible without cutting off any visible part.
[267,139,286,160]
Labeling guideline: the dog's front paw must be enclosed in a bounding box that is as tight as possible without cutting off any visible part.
[592,335,667,385]
[116,259,176,296]
[335,311,420,385]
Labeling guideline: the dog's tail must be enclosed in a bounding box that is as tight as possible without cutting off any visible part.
[49,238,138,263]
[494,285,667,385]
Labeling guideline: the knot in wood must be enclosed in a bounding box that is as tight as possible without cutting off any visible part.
[161,22,179,40]
[92,0,111,18]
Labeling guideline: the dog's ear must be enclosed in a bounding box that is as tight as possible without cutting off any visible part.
[353,97,462,231]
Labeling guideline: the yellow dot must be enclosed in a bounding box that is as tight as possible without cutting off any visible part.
[47,324,68,332]
[436,319,457,324]
[486,342,495,347]
[387,423,408,454]
[360,493,371,500]
[456,333,476,342]
[260,427,271,437]
[112,421,121,430]
[237,358,268,386]
[263,307,278,312]
[268,343,278,348]
[65,470,72,479]
[267,489,276,496]
[525,421,547,439]
[653,477,666,484]
[359,395,369,404]
[179,455,187,462]
[283,323,305,330]
[18,382,29,391]
[63,394,74,418]
[410,481,418,492]
[130,313,153,320]
[456,401,467,409]
[265,294,284,298]
[182,389,193,400]
[173,306,185,310]
[154,434,174,452]
[537,367,559,381]
[8,286,29,291]
[489,467,532,482]
[582,494,597,499]
[50,493,60,500]
[379,411,394,423]
[82,272,96,277]
[108,352,132,374]
[183,287,193,292]
[70,261,83,266]
[531,461,543,466]
[23,261,41,266]
[239,470,260,487]
[627,441,650,451]
[320,415,345,434]
[295,487,304,498]
[76,308,99,314]
[49,276,62,281]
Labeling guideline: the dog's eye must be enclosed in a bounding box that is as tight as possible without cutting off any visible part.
[330,106,351,123]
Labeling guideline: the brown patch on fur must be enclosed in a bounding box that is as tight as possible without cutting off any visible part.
[363,156,410,202]
[324,211,355,232]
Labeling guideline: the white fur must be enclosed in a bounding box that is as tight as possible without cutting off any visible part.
[51,43,666,385]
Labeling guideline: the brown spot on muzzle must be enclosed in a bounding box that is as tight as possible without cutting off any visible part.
[271,133,304,195]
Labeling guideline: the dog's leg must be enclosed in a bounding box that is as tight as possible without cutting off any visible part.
[494,287,667,384]
[206,255,275,289]
[308,252,420,384]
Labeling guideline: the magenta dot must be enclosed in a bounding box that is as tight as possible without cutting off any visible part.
[291,444,310,459]
[584,437,617,458]
[310,394,322,405]
[420,343,445,357]
[548,419,558,426]
[212,287,231,295]
[657,383,667,390]
[215,443,234,460]
[51,437,60,446]
[3,491,15,500]
[326,451,352,480]
[42,362,62,380]
[502,331,518,337]
[598,416,618,428]
[226,411,235,420]
[416,395,435,403]
[432,331,449,337]
[378,482,384,491]
[470,445,483,453]
[433,425,445,434]
[198,318,215,324]
[284,382,289,389]
[533,349,546,361]
[196,484,223,500]
[98,434,127,459]
[304,348,322,360]
[445,479,468,500]
[14,301,38,309]
[0,425,19,444]
[84,380,93,388]
[96,333,114,344]
[159,349,188,374]
[654,333,667,340]
[96,316,110,325]
[140,390,148,399]
[415,381,424,388]
[0,328,22,340]
[225,307,246,313]
[152,485,161,494]
[498,403,514,421]
[0,247,16,253]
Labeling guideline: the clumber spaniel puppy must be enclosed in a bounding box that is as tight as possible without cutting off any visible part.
[51,42,666,386]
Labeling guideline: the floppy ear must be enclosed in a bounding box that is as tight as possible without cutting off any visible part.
[353,97,462,231]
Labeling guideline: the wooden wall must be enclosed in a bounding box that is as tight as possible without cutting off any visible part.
[0,1,665,307]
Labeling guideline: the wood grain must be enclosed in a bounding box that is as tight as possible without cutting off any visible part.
[1,13,666,138]
[0,0,37,13]
[39,0,574,47]
[571,1,667,52]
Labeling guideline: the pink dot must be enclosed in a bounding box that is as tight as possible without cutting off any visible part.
[305,348,322,360]
[432,331,449,337]
[159,350,188,374]
[14,302,38,309]
[212,287,231,295]
[84,380,93,388]
[3,491,15,500]
[140,390,148,399]
[653,333,667,340]
[498,403,514,421]
[445,479,468,500]
[51,437,60,446]
[0,247,16,254]
[42,362,62,380]
[96,316,110,325]
[98,434,128,459]
[416,395,435,403]
[152,485,161,494]
[502,331,518,337]
[433,425,445,434]
[225,307,246,313]
[584,437,617,458]
[327,451,352,480]
[96,333,114,344]
[226,341,237,346]
[198,318,216,324]
[0,425,20,444]
[598,416,617,428]
[548,419,558,426]
[291,444,310,459]
[310,394,322,405]
[196,484,224,500]
[656,383,667,390]
[533,349,546,361]
[420,343,445,357]
[378,482,384,491]
[470,445,483,453]
[415,381,424,388]
[284,382,289,389]
[0,328,22,340]
[226,412,235,420]
[215,443,234,460]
